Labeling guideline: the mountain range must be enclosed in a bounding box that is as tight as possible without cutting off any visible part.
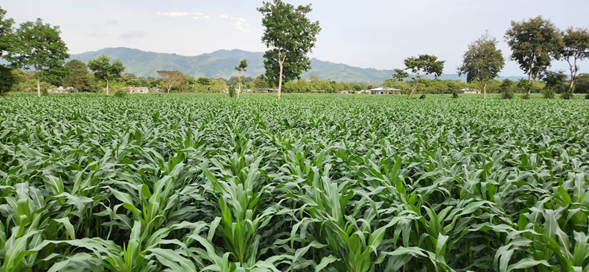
[70,47,522,83]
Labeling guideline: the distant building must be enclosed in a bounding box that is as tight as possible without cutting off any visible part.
[311,89,325,93]
[125,87,149,94]
[48,86,75,93]
[338,90,350,94]
[369,87,400,94]
[459,88,481,94]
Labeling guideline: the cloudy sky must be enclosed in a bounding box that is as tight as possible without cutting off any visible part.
[2,0,588,76]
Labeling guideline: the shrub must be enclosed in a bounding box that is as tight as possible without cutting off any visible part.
[229,86,237,98]
[542,89,555,99]
[585,93,589,99]
[41,89,49,96]
[114,90,128,98]
[451,89,459,99]
[500,79,514,99]
[521,93,530,99]
[560,91,573,100]
[419,94,426,99]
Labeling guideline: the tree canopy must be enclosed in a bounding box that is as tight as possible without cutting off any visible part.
[5,18,69,97]
[63,59,94,92]
[87,54,125,95]
[157,70,186,94]
[402,54,445,99]
[458,31,505,99]
[258,0,321,99]
[561,27,589,92]
[505,16,562,90]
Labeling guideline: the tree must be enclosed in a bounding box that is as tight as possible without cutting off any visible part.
[157,70,185,94]
[500,79,515,99]
[392,69,409,82]
[197,77,210,86]
[5,19,69,97]
[87,55,125,95]
[575,73,589,93]
[542,70,568,97]
[63,59,92,92]
[561,27,589,92]
[402,54,445,99]
[317,80,332,92]
[254,75,268,89]
[353,84,362,92]
[309,73,319,84]
[0,7,14,58]
[258,0,321,99]
[458,31,505,99]
[234,59,247,98]
[505,16,562,94]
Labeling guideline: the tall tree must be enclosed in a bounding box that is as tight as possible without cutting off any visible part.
[5,19,69,97]
[402,54,445,99]
[234,59,247,98]
[0,7,15,94]
[258,0,321,99]
[0,6,14,58]
[458,31,505,99]
[63,59,91,92]
[561,27,589,92]
[87,55,125,95]
[157,70,185,94]
[392,69,409,82]
[505,16,562,94]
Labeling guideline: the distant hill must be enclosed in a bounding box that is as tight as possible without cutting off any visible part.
[70,47,523,83]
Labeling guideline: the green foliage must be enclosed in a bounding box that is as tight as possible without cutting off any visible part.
[521,93,530,99]
[451,89,459,99]
[562,27,589,92]
[505,16,562,85]
[114,89,128,98]
[560,90,574,99]
[403,54,445,99]
[392,68,409,81]
[419,94,426,99]
[41,89,48,96]
[541,89,555,99]
[87,54,125,95]
[62,59,93,92]
[0,65,15,94]
[228,85,236,98]
[0,6,14,55]
[585,93,589,99]
[574,73,589,93]
[258,0,321,97]
[5,18,69,97]
[458,31,505,98]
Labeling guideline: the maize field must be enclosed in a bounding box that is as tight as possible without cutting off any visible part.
[0,93,588,272]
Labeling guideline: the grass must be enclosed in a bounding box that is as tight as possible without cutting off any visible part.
[0,93,588,271]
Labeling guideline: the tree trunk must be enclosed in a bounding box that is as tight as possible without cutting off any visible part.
[567,57,577,93]
[277,62,283,100]
[483,83,487,99]
[407,77,420,99]
[37,79,41,97]
[106,79,109,95]
[167,86,170,94]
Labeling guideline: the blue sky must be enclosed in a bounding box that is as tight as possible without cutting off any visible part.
[2,0,588,77]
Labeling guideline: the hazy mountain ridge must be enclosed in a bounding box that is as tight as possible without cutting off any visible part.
[70,47,523,83]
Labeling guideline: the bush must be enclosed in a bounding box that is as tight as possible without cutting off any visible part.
[229,86,236,98]
[500,79,514,99]
[451,89,459,99]
[419,94,426,99]
[585,93,589,99]
[114,90,128,98]
[41,89,48,96]
[560,91,573,100]
[542,89,555,99]
[521,93,530,99]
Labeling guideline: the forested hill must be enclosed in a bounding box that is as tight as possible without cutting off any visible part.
[71,47,520,83]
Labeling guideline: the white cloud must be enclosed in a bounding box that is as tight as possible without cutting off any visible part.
[220,15,251,32]
[157,12,209,20]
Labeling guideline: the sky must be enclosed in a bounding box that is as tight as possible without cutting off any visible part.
[2,0,588,77]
